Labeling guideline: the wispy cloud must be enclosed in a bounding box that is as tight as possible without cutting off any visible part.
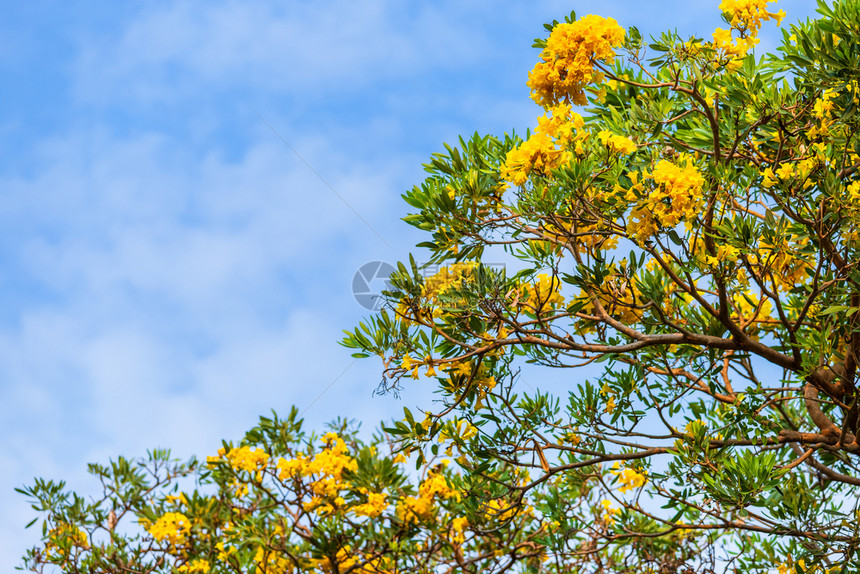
[0,119,419,561]
[72,0,496,106]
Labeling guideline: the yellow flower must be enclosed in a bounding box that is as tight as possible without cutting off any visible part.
[254,546,292,573]
[712,27,733,47]
[521,274,565,309]
[178,559,210,573]
[564,431,582,445]
[44,522,90,559]
[598,130,637,155]
[813,89,836,119]
[600,499,620,524]
[146,512,191,546]
[486,498,519,521]
[396,471,460,524]
[611,462,648,492]
[450,516,469,545]
[276,454,306,479]
[528,15,625,107]
[352,491,388,518]
[847,181,860,202]
[628,158,704,242]
[422,262,477,298]
[774,9,786,25]
[719,0,782,35]
[501,105,582,186]
[224,445,270,473]
[605,395,616,413]
[276,434,358,511]
[775,162,794,179]
[716,243,739,262]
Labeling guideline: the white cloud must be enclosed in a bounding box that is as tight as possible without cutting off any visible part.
[7,128,399,299]
[0,118,414,566]
[73,0,497,106]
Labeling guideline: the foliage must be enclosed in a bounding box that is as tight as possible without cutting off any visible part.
[19,410,559,573]
[21,0,860,572]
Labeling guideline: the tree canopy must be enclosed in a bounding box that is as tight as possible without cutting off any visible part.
[20,1,860,572]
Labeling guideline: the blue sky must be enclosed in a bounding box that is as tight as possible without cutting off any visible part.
[0,0,817,567]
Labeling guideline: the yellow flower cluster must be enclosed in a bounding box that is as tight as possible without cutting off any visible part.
[308,545,392,574]
[777,558,835,574]
[560,222,620,254]
[216,539,238,564]
[44,522,89,559]
[760,166,777,188]
[164,493,189,506]
[253,545,292,574]
[762,156,818,190]
[600,383,618,414]
[843,174,860,242]
[711,245,741,268]
[574,265,641,330]
[423,262,478,298]
[351,489,389,518]
[276,433,357,514]
[528,15,625,107]
[443,360,498,407]
[685,232,740,269]
[628,159,705,242]
[486,498,519,522]
[718,0,785,35]
[502,133,565,186]
[598,130,637,155]
[396,262,483,330]
[646,159,706,221]
[224,445,270,473]
[848,181,860,203]
[398,353,442,379]
[600,499,620,525]
[731,290,774,329]
[535,103,583,141]
[711,0,783,68]
[712,27,759,59]
[501,104,584,186]
[397,471,460,524]
[178,559,211,573]
[438,418,478,442]
[145,512,191,546]
[49,522,89,548]
[685,419,707,436]
[611,462,647,493]
[450,516,469,546]
[521,274,565,310]
[809,89,838,138]
[753,235,813,292]
[813,89,836,120]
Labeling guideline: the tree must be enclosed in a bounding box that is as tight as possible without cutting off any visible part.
[20,0,860,572]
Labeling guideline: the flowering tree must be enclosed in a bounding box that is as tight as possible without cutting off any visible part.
[21,411,556,573]
[21,0,860,572]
